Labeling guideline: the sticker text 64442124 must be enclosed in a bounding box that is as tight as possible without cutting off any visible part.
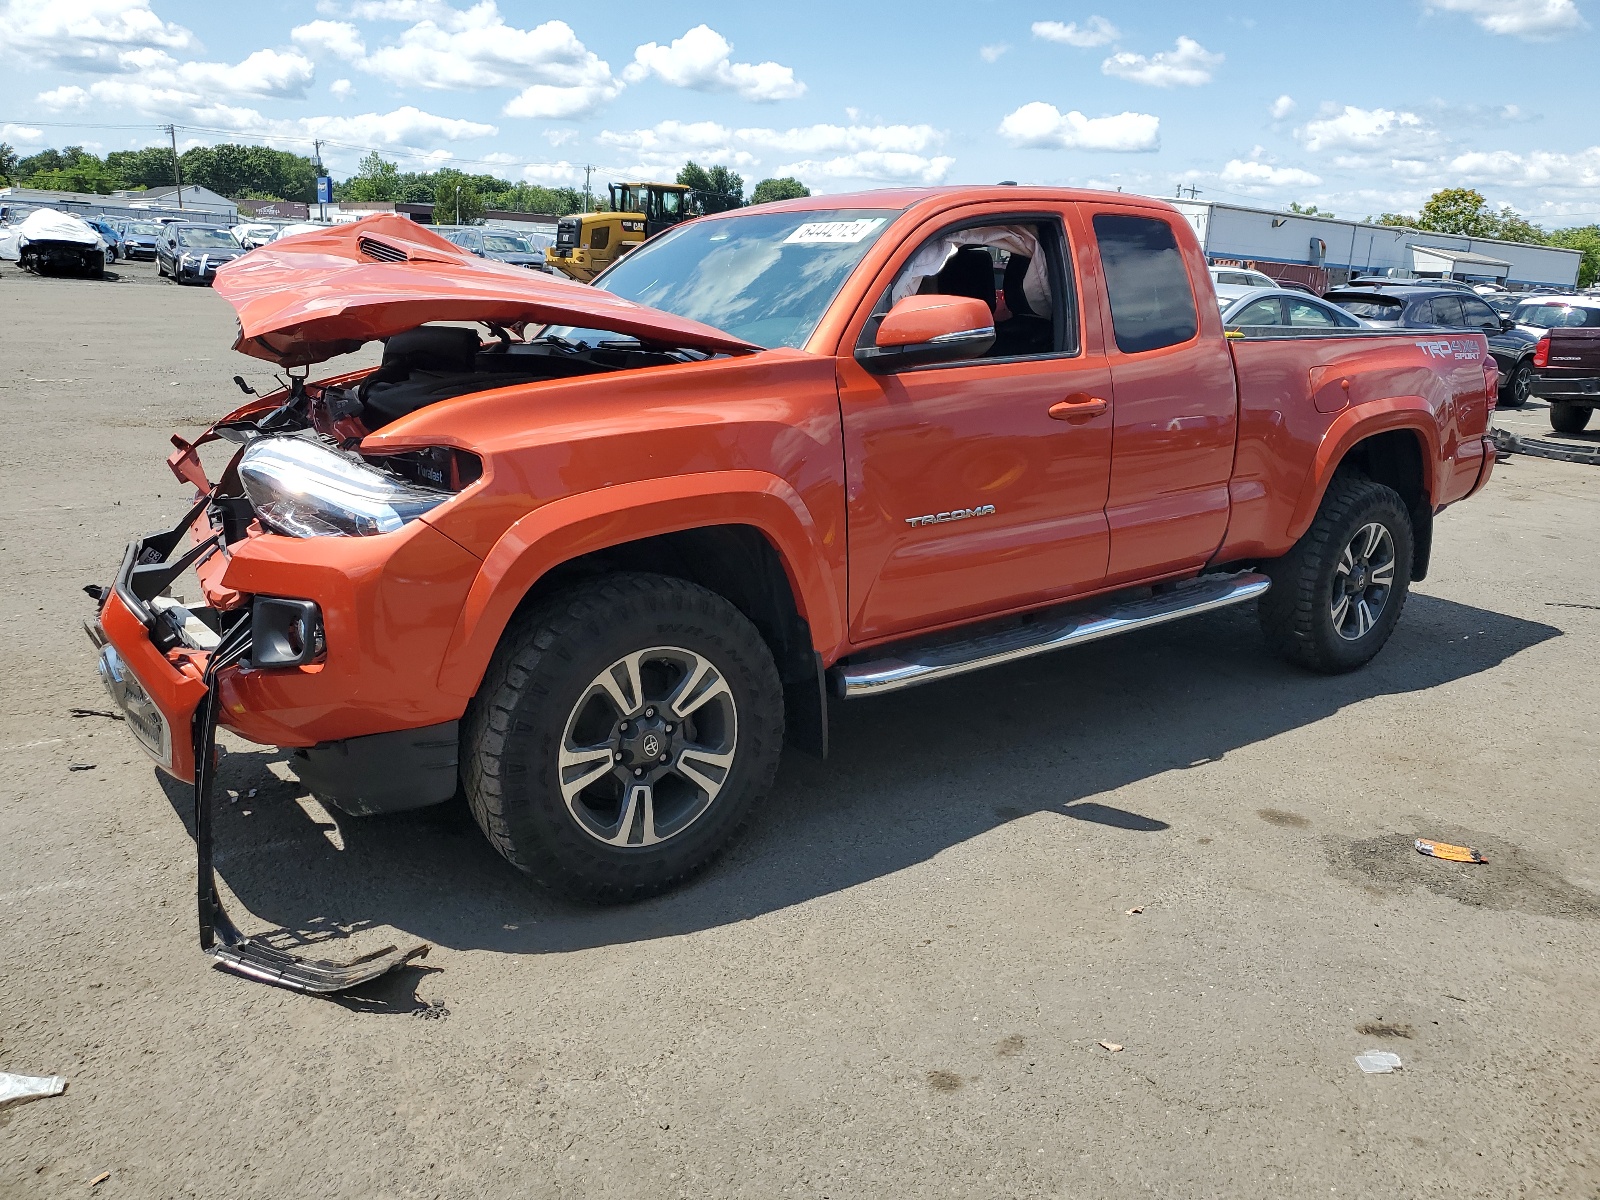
[783,218,887,246]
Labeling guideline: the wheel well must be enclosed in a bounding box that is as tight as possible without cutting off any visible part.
[512,525,828,757]
[1337,429,1434,581]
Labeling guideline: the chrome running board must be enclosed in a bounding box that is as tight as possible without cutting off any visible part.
[836,571,1271,698]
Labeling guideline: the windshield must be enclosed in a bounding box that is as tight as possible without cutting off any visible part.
[1331,297,1403,320]
[482,233,531,253]
[577,208,899,349]
[126,223,161,236]
[176,227,237,249]
[1513,302,1600,328]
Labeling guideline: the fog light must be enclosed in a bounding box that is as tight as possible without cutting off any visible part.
[251,597,324,667]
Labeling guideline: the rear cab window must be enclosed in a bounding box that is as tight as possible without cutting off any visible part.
[1330,296,1403,321]
[1093,213,1198,353]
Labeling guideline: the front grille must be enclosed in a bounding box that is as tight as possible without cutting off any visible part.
[358,236,408,263]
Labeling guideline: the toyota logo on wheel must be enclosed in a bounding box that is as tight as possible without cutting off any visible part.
[642,734,661,758]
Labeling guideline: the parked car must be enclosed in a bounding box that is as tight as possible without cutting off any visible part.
[1210,265,1278,290]
[6,209,105,276]
[155,223,247,285]
[231,223,280,250]
[86,201,1499,990]
[1524,308,1600,433]
[436,225,549,270]
[1508,295,1600,337]
[118,221,163,261]
[1325,284,1539,407]
[1486,291,1537,317]
[1217,285,1365,329]
[1343,276,1478,292]
[85,218,124,264]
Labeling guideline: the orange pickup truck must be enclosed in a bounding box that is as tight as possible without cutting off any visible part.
[88,189,1498,989]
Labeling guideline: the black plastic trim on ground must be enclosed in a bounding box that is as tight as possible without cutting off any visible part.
[1491,426,1600,466]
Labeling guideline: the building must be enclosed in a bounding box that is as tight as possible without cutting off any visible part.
[1172,199,1581,291]
[0,184,235,227]
[108,184,238,222]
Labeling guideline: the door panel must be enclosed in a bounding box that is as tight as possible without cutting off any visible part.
[835,207,1114,644]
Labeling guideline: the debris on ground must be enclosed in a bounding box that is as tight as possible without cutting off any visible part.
[90,1171,111,1187]
[68,763,96,772]
[0,1072,67,1107]
[1354,1050,1404,1074]
[1097,1041,1124,1053]
[69,707,123,721]
[1125,906,1145,915]
[1415,838,1488,864]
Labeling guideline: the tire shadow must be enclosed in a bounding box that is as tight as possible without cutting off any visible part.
[155,593,1560,957]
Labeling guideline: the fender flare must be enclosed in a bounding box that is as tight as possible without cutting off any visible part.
[434,470,842,699]
[1287,398,1443,541]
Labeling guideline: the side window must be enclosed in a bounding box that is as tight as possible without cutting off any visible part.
[1428,295,1465,327]
[1287,299,1340,327]
[1092,213,1199,354]
[1460,297,1501,331]
[863,216,1077,362]
[1232,298,1284,325]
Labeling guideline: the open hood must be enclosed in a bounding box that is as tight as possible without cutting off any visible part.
[213,214,758,367]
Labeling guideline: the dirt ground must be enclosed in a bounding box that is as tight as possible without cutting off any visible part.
[3,259,1599,1199]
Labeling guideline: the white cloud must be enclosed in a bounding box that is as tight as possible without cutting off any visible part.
[37,46,318,105]
[1425,0,1585,39]
[1448,146,1600,188]
[298,105,497,146]
[356,5,621,117]
[624,25,804,102]
[544,128,578,146]
[292,19,366,60]
[521,160,585,186]
[1101,36,1222,87]
[344,0,454,19]
[0,0,193,69]
[1297,105,1436,154]
[998,102,1160,152]
[1219,159,1323,188]
[980,43,1009,62]
[184,49,317,100]
[595,120,953,187]
[330,77,354,99]
[1271,94,1296,119]
[1031,16,1120,47]
[1,122,46,143]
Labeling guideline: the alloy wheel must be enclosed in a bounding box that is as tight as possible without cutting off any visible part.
[1330,522,1396,641]
[558,646,738,848]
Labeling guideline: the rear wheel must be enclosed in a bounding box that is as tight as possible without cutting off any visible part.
[1499,360,1532,408]
[1259,473,1414,674]
[463,573,784,902]
[1551,403,1593,434]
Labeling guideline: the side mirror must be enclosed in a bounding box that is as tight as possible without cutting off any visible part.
[855,295,996,374]
[1501,316,1516,332]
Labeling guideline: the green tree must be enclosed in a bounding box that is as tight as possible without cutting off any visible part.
[21,146,125,194]
[677,161,744,212]
[750,176,810,205]
[433,174,484,225]
[104,146,178,190]
[342,151,402,202]
[0,142,17,184]
[178,143,317,202]
[1288,201,1330,217]
[1547,225,1600,288]
[1415,187,1499,237]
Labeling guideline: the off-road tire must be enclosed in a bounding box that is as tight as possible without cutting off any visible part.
[1551,402,1593,434]
[462,572,784,903]
[1258,473,1414,674]
[1499,360,1532,409]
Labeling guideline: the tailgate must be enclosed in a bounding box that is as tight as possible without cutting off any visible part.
[1544,328,1600,373]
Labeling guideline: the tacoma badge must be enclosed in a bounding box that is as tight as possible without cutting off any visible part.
[905,504,997,528]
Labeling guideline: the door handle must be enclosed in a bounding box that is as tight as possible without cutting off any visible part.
[1048,394,1108,421]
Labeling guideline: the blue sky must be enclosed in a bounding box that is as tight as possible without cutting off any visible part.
[2,0,1597,225]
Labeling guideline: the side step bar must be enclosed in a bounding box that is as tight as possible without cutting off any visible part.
[836,571,1270,698]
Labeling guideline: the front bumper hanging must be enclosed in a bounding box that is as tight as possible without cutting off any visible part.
[94,494,429,994]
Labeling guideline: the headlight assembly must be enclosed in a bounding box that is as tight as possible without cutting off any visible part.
[238,436,455,537]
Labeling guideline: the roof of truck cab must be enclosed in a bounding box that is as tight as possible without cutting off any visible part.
[735,185,1183,214]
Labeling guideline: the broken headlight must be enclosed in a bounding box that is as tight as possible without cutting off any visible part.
[238,436,453,538]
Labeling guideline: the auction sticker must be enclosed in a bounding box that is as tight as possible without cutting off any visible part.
[784,218,887,245]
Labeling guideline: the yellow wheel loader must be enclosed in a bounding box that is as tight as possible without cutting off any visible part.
[546,182,695,284]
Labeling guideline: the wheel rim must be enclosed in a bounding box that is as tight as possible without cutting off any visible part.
[1331,522,1396,642]
[1513,365,1530,404]
[558,646,738,848]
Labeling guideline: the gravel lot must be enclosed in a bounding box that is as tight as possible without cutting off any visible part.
[3,260,1599,1199]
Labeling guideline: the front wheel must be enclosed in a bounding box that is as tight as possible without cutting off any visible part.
[1551,403,1593,434]
[463,573,785,902]
[1259,474,1414,674]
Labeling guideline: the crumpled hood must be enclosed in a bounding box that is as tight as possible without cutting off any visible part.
[17,209,101,247]
[213,213,758,366]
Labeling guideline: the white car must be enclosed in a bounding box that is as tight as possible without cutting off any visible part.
[1215,284,1367,329]
[1507,295,1600,337]
[231,223,280,250]
[1210,265,1279,290]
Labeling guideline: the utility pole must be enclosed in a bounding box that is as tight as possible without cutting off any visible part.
[582,164,593,213]
[455,184,461,226]
[313,138,325,222]
[166,123,184,210]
